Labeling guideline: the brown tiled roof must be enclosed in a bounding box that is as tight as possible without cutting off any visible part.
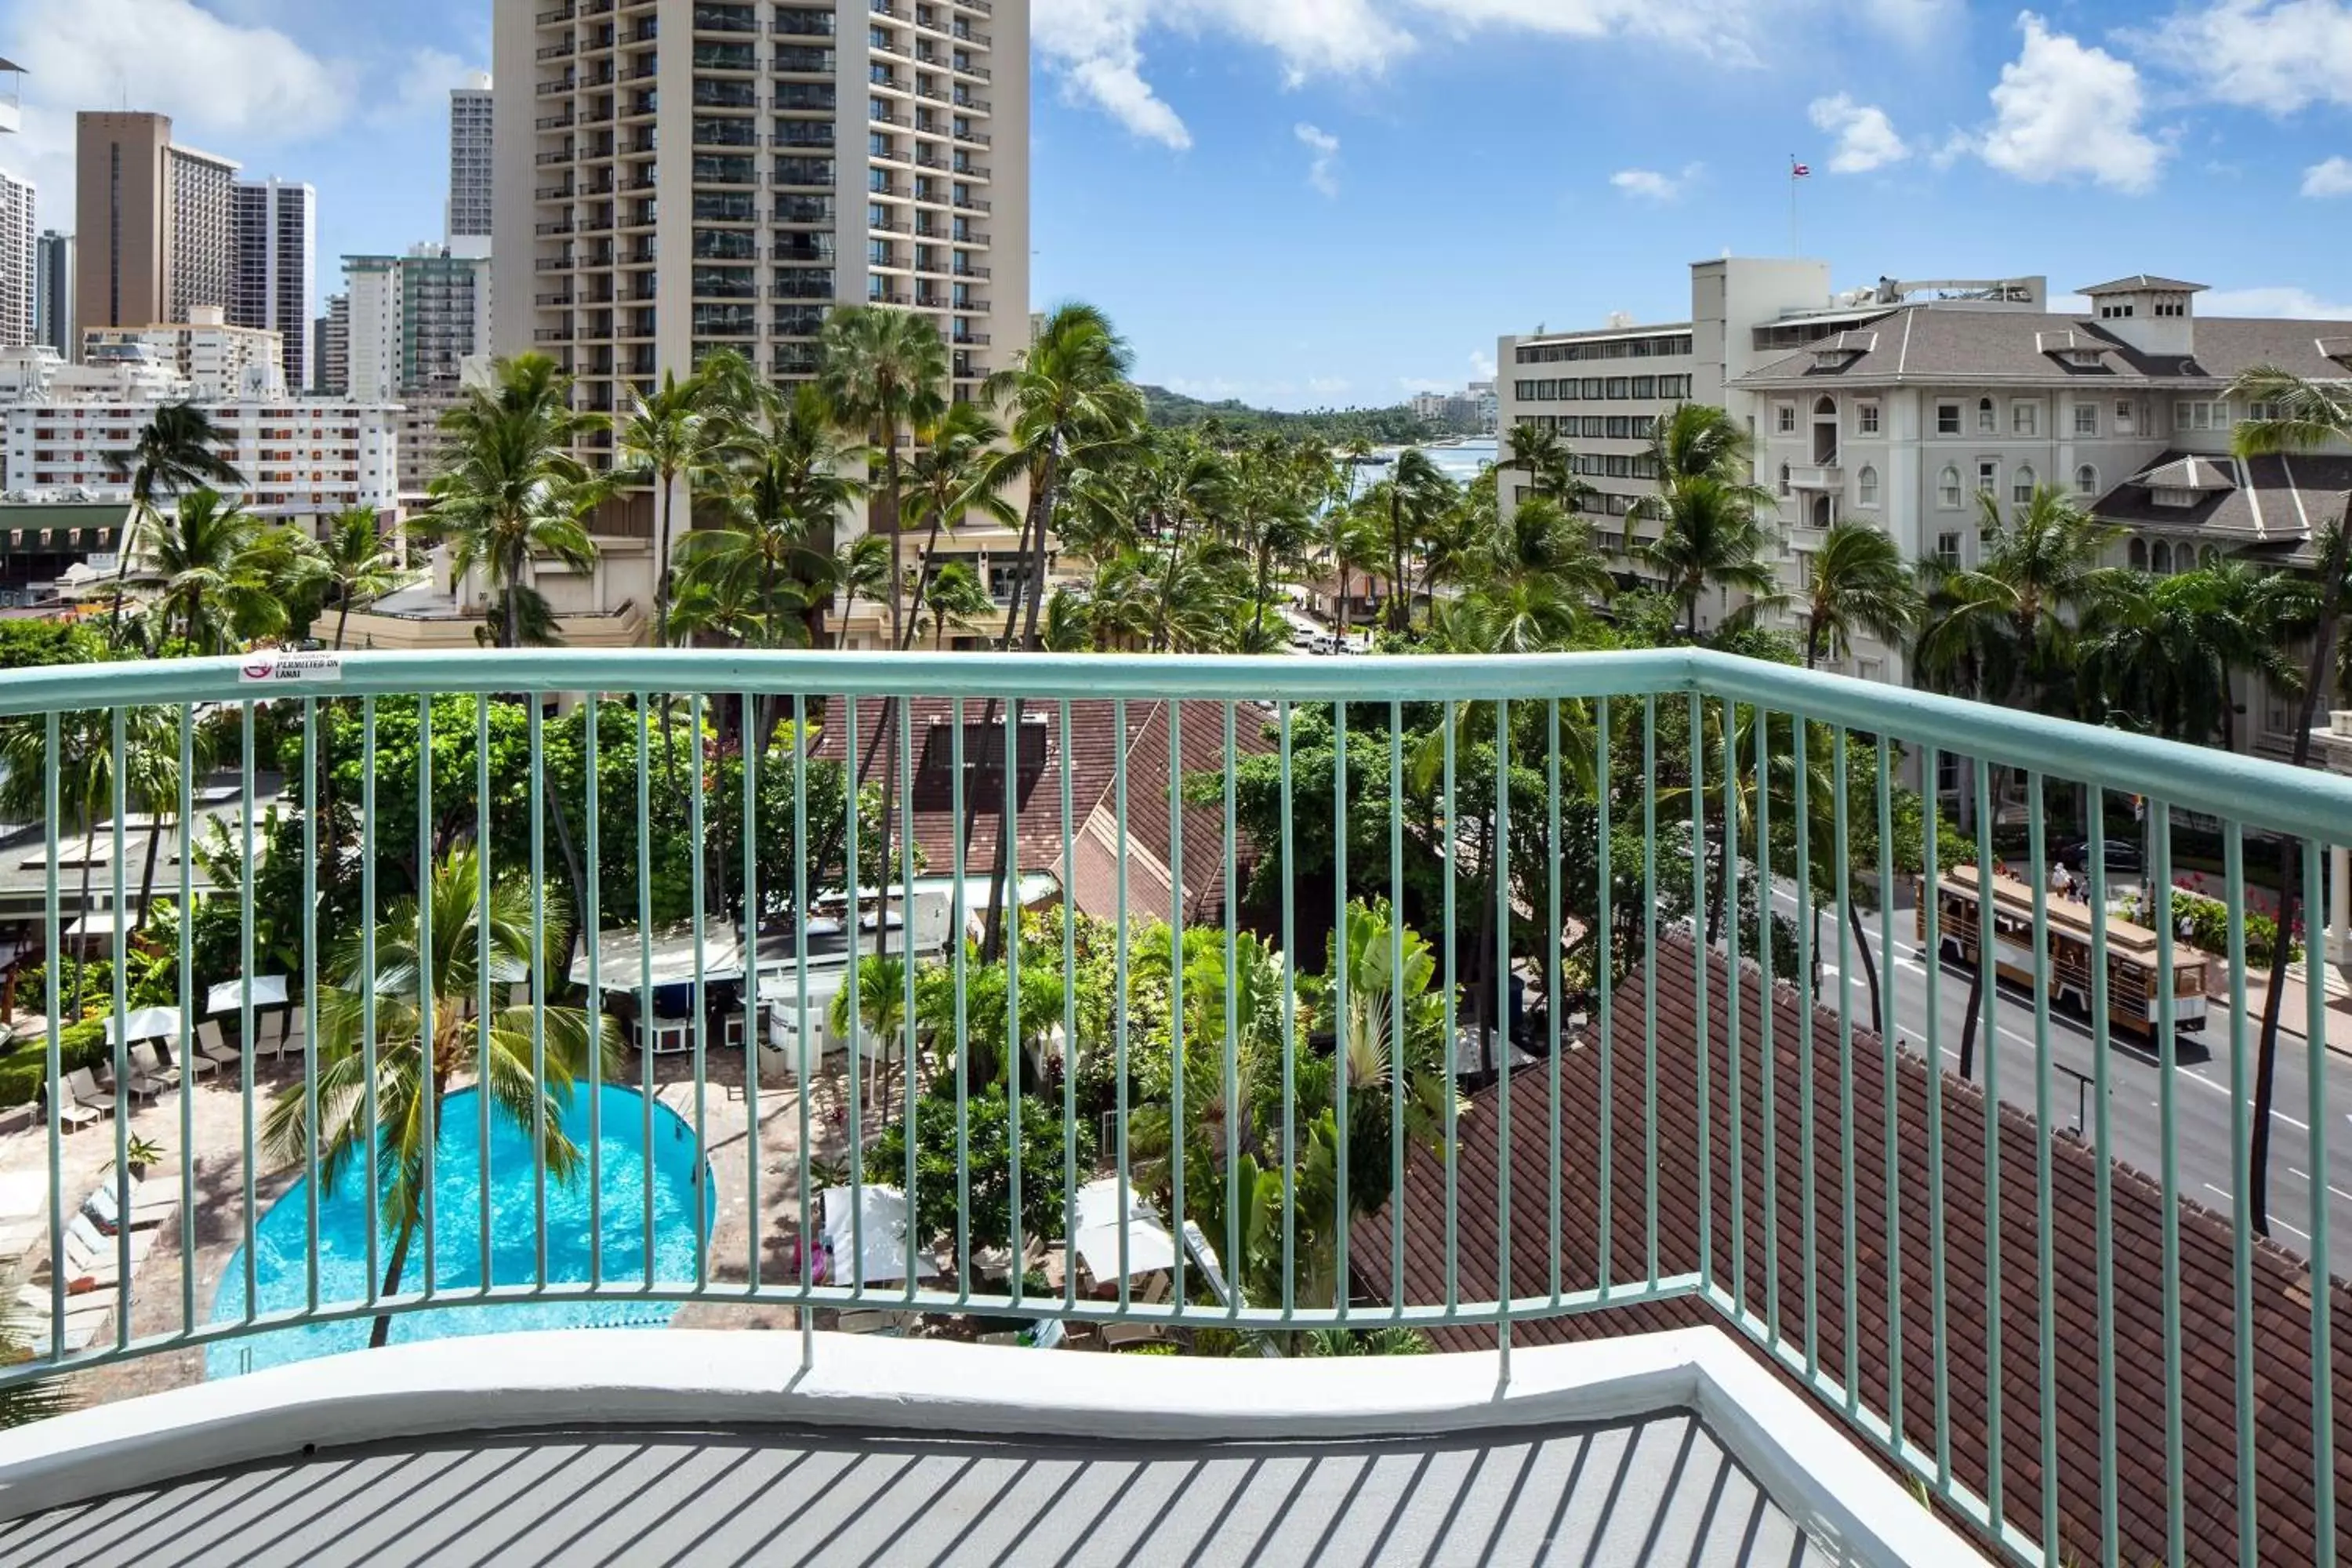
[1737,307,2352,389]
[1350,938,2352,1566]
[2090,450,2352,559]
[804,695,1273,925]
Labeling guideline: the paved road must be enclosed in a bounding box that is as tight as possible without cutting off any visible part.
[1773,888,2352,1257]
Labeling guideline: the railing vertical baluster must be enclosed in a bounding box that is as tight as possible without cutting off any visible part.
[1596,696,1613,1301]
[412,695,433,1308]
[1495,695,1512,1368]
[1833,726,1857,1417]
[1722,701,1745,1320]
[1113,698,1131,1306]
[176,702,195,1341]
[1059,699,1077,1318]
[584,691,603,1291]
[1920,741,1951,1491]
[1390,701,1406,1316]
[362,699,380,1305]
[1873,735,1901,1452]
[1222,700,1240,1322]
[1755,709,1779,1348]
[2303,836,2335,1568]
[1001,693,1020,1308]
[1688,691,1710,1296]
[790,694,811,1359]
[844,695,864,1298]
[1545,698,1562,1307]
[2154,800,2182,1568]
[1642,695,1657,1285]
[741,691,760,1292]
[2223,822,2256,1568]
[1277,701,1295,1323]
[1794,708,1814,1381]
[110,707,128,1346]
[950,702,968,1300]
[476,695,494,1300]
[2087,793,2118,1568]
[690,694,710,1293]
[1970,755,2002,1526]
[529,698,548,1290]
[1436,699,1451,1312]
[907,698,927,1306]
[40,711,59,1359]
[1167,702,1185,1310]
[636,692,656,1290]
[2027,771,2056,1559]
[246,700,263,1321]
[302,696,321,1316]
[1333,698,1349,1323]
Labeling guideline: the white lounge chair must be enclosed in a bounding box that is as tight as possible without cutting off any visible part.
[63,1069,114,1120]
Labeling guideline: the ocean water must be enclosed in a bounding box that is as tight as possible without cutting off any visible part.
[205,1083,714,1377]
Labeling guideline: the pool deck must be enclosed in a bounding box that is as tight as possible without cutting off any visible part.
[0,1414,1822,1566]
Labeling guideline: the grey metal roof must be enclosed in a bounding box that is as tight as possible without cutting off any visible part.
[0,1415,1828,1567]
[1736,307,2352,389]
[2078,274,2208,295]
[2133,455,2236,492]
[2090,450,2352,557]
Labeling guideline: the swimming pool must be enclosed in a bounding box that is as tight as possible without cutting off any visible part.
[207,1083,714,1377]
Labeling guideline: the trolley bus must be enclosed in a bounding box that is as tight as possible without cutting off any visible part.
[1917,864,2208,1039]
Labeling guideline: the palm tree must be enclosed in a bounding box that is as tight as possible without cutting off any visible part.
[317,507,404,652]
[1799,522,1922,670]
[899,401,1016,652]
[1374,448,1452,633]
[681,383,866,652]
[100,402,244,651]
[985,303,1143,652]
[1323,499,1388,644]
[1914,486,2117,718]
[2229,367,2352,1238]
[1632,475,1780,640]
[0,1308,69,1427]
[426,355,608,652]
[920,561,995,649]
[826,953,911,1120]
[817,305,948,652]
[1485,493,1613,609]
[1503,422,1592,510]
[2078,566,2301,748]
[1648,401,1759,487]
[147,488,285,655]
[260,842,619,1349]
[616,367,739,649]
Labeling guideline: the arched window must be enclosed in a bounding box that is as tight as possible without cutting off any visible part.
[2129,538,2148,571]
[1812,494,1833,529]
[2075,464,2098,497]
[1813,395,1836,417]
[2012,464,2035,503]
[1977,397,1996,433]
[1777,463,1790,496]
[1857,465,1879,505]
[2152,540,2174,575]
[1938,466,1962,509]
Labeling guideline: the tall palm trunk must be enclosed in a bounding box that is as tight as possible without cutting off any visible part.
[1152,502,1193,654]
[368,1210,418,1349]
[1018,442,1063,652]
[1387,491,1408,634]
[1956,962,1984,1082]
[103,499,149,652]
[655,467,677,649]
[2250,516,2352,1236]
[1337,563,1352,641]
[1848,898,1884,1036]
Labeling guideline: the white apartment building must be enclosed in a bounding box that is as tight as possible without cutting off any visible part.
[0,169,31,350]
[492,0,1030,638]
[82,304,285,399]
[345,247,493,402]
[448,82,494,255]
[0,389,398,519]
[232,177,317,394]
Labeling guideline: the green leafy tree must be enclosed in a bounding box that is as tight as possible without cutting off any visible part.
[616,363,743,650]
[100,401,244,650]
[147,488,289,655]
[1632,475,1780,641]
[919,561,995,648]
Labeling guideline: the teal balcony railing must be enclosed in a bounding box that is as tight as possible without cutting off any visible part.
[0,648,2346,1566]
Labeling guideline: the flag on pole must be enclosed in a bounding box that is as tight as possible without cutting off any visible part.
[1791,158,1811,177]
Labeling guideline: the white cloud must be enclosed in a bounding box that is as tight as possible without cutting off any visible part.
[1807,93,1908,173]
[1468,348,1497,379]
[2201,285,2352,318]
[1977,12,2167,194]
[2136,0,2352,114]
[1611,164,1702,201]
[1295,122,1341,197]
[384,48,488,123]
[13,0,354,143]
[2303,156,2352,196]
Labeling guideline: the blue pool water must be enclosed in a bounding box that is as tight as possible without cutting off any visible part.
[206,1083,714,1377]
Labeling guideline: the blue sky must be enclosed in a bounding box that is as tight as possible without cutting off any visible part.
[3,0,2348,409]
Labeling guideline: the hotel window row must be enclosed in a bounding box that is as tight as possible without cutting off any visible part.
[1512,332,1695,365]
[1512,374,1693,402]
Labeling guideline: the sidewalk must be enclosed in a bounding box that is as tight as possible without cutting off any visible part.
[2199,953,2352,1062]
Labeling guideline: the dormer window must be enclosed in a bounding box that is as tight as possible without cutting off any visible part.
[2155,488,2198,508]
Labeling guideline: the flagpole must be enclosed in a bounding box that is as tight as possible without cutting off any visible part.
[1789,154,1799,257]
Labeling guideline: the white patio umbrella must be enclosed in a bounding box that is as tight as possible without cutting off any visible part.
[820,1184,938,1287]
[1069,1176,1177,1281]
[101,1006,183,1045]
[205,975,289,1014]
